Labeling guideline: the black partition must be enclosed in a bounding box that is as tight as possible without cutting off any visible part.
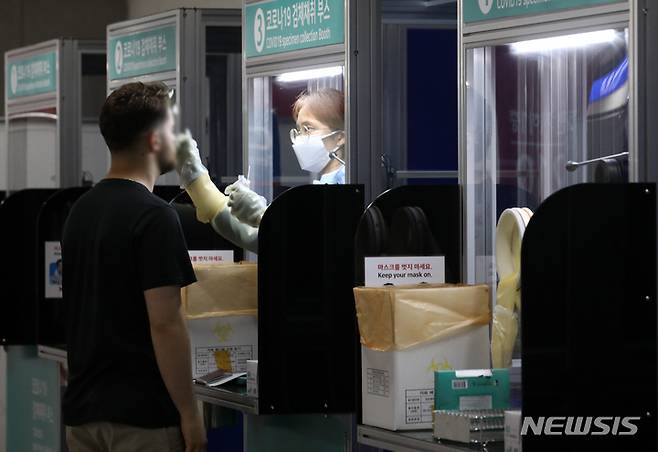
[0,184,241,347]
[154,184,185,203]
[257,184,364,414]
[0,189,58,345]
[521,183,656,451]
[37,187,90,345]
[173,202,243,259]
[157,184,244,258]
[43,185,242,348]
[354,184,461,285]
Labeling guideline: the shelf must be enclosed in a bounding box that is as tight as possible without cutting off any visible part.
[34,344,258,415]
[194,384,259,415]
[357,425,504,452]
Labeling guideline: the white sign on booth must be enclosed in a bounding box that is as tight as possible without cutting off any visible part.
[364,256,445,287]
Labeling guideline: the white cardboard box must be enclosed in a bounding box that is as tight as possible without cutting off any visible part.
[361,324,490,430]
[187,315,258,379]
[505,410,523,452]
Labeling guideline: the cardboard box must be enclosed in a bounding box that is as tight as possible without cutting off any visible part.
[361,325,490,430]
[246,360,258,397]
[435,368,510,411]
[355,284,492,431]
[188,315,258,379]
[183,263,258,379]
[505,410,523,452]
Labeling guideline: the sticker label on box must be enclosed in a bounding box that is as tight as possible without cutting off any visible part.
[367,368,390,397]
[405,389,434,424]
[195,345,254,376]
[459,394,492,411]
[364,256,445,287]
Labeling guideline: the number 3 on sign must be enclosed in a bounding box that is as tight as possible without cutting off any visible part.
[254,8,266,53]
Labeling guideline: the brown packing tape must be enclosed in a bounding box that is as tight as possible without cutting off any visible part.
[354,286,396,351]
[354,284,491,351]
[182,262,258,319]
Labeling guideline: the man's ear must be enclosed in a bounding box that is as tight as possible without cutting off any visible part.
[146,129,162,153]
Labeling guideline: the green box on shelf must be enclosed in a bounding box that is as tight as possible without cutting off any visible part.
[435,368,510,411]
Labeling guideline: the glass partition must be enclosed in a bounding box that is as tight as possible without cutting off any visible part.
[81,53,108,185]
[247,66,345,202]
[465,27,629,285]
[205,25,242,185]
[382,27,458,190]
[7,113,58,191]
[0,118,6,192]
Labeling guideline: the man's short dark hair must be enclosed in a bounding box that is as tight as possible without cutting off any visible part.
[99,82,171,152]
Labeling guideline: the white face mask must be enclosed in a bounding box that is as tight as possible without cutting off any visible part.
[292,130,342,173]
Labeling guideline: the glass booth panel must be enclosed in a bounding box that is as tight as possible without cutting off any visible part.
[466,27,629,285]
[160,87,180,186]
[205,26,242,185]
[382,27,458,190]
[81,53,108,185]
[7,114,58,191]
[247,66,345,203]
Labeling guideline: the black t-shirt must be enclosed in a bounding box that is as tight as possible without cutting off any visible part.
[62,179,196,428]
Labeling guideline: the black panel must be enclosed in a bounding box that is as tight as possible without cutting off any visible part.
[81,53,106,76]
[257,185,364,414]
[156,185,244,259]
[521,183,656,451]
[172,202,242,261]
[37,188,90,346]
[34,185,243,348]
[154,185,186,203]
[354,185,461,285]
[0,189,58,345]
[206,26,241,53]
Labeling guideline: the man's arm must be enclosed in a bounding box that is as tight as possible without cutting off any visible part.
[145,286,206,452]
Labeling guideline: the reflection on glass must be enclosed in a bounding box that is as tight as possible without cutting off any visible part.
[466,27,629,284]
[248,66,345,202]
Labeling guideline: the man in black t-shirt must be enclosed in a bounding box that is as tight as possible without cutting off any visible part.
[62,82,206,452]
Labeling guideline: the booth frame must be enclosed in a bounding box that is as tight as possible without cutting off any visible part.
[457,1,640,284]
[107,8,242,183]
[4,39,105,190]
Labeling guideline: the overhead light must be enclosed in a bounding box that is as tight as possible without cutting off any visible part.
[276,66,343,82]
[511,29,620,54]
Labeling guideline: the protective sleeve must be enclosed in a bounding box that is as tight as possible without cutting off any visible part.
[185,173,229,223]
[210,209,259,254]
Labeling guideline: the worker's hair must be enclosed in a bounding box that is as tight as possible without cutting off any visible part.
[99,81,171,152]
[292,88,344,131]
